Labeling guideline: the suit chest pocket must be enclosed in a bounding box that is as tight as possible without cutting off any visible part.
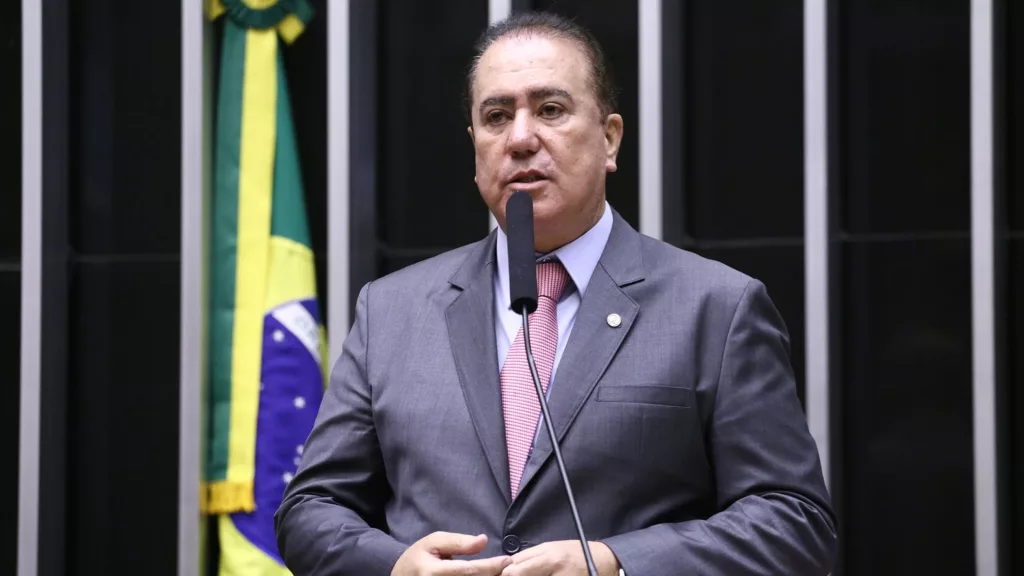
[577,384,702,470]
[596,385,692,408]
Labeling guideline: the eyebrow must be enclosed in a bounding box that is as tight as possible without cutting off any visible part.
[477,88,575,115]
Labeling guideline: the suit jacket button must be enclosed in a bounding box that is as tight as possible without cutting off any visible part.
[502,534,521,554]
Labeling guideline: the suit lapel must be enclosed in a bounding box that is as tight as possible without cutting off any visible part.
[517,212,645,496]
[445,232,511,503]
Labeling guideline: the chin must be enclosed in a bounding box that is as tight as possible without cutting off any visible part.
[496,187,570,226]
[529,202,562,225]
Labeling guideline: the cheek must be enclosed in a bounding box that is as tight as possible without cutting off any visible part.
[557,126,604,161]
[557,136,605,179]
[474,146,500,179]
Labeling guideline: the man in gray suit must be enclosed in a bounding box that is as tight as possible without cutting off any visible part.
[276,12,836,576]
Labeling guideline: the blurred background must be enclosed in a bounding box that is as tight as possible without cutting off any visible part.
[5,0,1021,575]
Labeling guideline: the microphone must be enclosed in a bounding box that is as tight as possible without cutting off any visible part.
[505,191,598,576]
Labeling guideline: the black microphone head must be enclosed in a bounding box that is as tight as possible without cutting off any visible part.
[506,191,538,315]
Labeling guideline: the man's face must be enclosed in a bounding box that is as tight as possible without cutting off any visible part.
[468,34,623,252]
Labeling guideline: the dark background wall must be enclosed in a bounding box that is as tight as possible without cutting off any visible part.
[2,3,21,575]
[1005,0,1023,573]
[65,1,180,573]
[376,0,489,276]
[830,1,975,573]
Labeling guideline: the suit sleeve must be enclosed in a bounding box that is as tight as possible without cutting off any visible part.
[601,279,838,575]
[275,282,408,576]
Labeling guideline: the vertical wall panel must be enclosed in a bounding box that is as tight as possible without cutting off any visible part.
[804,0,831,493]
[490,0,512,22]
[328,0,351,355]
[2,2,20,573]
[833,1,974,573]
[839,2,970,235]
[1010,240,1023,575]
[67,1,180,573]
[346,0,376,328]
[659,0,684,249]
[35,1,70,573]
[69,262,181,574]
[667,0,806,402]
[685,0,804,241]
[971,0,999,574]
[638,0,662,239]
[178,0,207,571]
[841,241,974,574]
[1,268,18,576]
[1010,0,1024,234]
[70,2,179,256]
[1006,0,1024,573]
[1,3,21,259]
[378,0,488,274]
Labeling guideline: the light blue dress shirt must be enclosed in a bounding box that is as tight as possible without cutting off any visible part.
[494,200,614,385]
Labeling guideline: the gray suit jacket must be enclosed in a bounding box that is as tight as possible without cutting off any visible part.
[275,212,837,575]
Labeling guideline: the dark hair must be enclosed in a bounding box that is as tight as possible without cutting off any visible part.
[464,11,619,123]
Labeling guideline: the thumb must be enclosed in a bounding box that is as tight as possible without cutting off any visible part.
[424,532,488,556]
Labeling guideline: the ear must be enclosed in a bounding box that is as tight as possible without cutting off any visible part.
[468,127,478,184]
[603,113,624,173]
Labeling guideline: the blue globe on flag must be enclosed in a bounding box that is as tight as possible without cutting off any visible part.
[232,297,323,562]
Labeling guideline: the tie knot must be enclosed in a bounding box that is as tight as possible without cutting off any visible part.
[536,260,570,301]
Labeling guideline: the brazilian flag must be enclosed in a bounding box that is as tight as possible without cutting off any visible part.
[203,1,323,573]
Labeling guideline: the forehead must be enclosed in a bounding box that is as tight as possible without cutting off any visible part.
[474,34,591,99]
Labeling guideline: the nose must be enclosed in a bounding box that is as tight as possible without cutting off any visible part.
[506,109,539,158]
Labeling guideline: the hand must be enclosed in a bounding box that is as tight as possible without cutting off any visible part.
[501,540,620,576]
[391,532,513,576]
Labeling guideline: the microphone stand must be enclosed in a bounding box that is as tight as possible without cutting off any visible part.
[519,305,599,576]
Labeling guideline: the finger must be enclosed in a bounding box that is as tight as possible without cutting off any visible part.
[500,555,548,576]
[424,532,489,556]
[438,555,513,576]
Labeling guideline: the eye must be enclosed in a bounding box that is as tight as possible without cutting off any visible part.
[539,103,564,119]
[486,110,508,125]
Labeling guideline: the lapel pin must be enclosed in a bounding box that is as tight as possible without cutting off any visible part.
[606,313,622,328]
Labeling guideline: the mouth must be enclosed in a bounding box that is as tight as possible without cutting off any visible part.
[506,170,549,189]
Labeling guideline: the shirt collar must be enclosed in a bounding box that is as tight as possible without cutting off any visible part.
[496,201,613,309]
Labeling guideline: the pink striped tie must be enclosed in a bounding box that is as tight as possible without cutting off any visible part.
[501,261,571,499]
